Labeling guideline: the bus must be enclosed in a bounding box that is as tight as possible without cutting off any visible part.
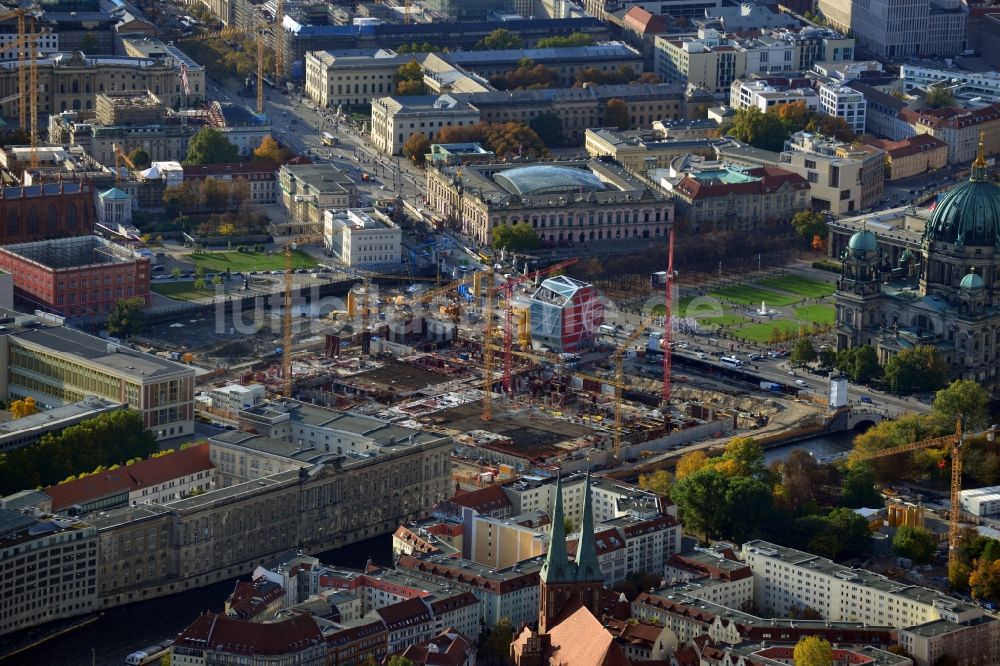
[321,131,335,146]
[720,356,743,368]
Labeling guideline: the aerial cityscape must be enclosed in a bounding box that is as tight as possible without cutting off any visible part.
[2,0,1000,664]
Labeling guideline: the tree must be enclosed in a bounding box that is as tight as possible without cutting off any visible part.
[107,297,146,338]
[490,61,559,91]
[825,507,871,559]
[202,179,232,211]
[194,277,206,291]
[794,636,833,666]
[10,396,38,419]
[840,464,882,508]
[809,114,855,142]
[638,469,673,496]
[791,210,828,242]
[773,99,813,129]
[836,345,881,384]
[163,182,201,219]
[476,28,523,50]
[675,450,707,479]
[605,98,630,130]
[925,87,955,109]
[779,449,838,510]
[818,348,837,369]
[387,656,415,666]
[671,467,730,541]
[211,274,223,285]
[893,525,937,564]
[969,557,1000,602]
[950,558,972,593]
[403,132,431,165]
[884,345,949,395]
[184,128,239,165]
[396,60,425,95]
[252,136,292,163]
[791,338,818,366]
[536,32,594,48]
[718,437,766,479]
[932,379,990,432]
[727,107,789,152]
[722,475,773,542]
[477,618,514,665]
[127,148,152,170]
[493,222,539,251]
[530,112,564,147]
[170,267,182,280]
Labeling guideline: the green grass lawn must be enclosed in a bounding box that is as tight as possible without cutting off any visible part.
[734,319,804,343]
[759,275,836,299]
[794,304,836,325]
[151,281,214,301]
[709,285,801,307]
[651,299,747,327]
[187,250,317,273]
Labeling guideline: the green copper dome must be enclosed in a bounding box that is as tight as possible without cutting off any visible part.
[848,228,877,254]
[924,138,1000,249]
[960,269,985,290]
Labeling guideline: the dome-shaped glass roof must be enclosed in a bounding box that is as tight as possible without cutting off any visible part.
[848,229,877,253]
[960,269,985,290]
[494,165,608,197]
[924,137,1000,249]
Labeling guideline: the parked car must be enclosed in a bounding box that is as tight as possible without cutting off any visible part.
[860,396,874,404]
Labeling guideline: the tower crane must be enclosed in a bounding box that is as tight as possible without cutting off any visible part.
[497,258,578,396]
[280,232,326,397]
[112,143,140,184]
[662,227,675,405]
[0,13,43,168]
[482,266,496,421]
[852,418,998,570]
[180,24,270,114]
[575,314,659,461]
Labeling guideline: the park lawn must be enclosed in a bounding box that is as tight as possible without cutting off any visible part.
[151,281,213,301]
[709,285,801,307]
[759,275,836,299]
[794,304,836,325]
[187,250,317,273]
[651,300,745,327]
[734,319,804,343]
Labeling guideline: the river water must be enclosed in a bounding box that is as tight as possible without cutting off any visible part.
[8,432,858,666]
[7,534,393,666]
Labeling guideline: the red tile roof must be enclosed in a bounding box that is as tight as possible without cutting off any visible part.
[449,484,511,515]
[45,442,213,511]
[174,612,324,656]
[912,102,1000,129]
[514,598,632,666]
[225,578,284,621]
[673,166,808,201]
[861,133,948,159]
[376,597,432,630]
[395,554,539,595]
[399,628,474,666]
[623,6,668,34]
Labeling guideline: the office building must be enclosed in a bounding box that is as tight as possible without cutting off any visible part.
[278,163,358,233]
[371,94,482,156]
[960,485,1000,516]
[780,131,885,214]
[426,159,674,246]
[0,311,195,440]
[0,510,98,637]
[324,208,403,268]
[207,383,265,418]
[729,78,820,113]
[818,0,968,57]
[657,159,810,232]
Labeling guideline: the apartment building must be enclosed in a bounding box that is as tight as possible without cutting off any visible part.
[779,131,884,214]
[654,27,854,96]
[0,510,98,637]
[729,78,819,113]
[860,134,949,180]
[818,84,866,135]
[904,102,1000,164]
[396,554,543,628]
[323,208,403,268]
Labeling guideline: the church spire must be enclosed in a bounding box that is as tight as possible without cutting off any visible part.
[541,475,571,583]
[972,130,988,182]
[574,472,601,581]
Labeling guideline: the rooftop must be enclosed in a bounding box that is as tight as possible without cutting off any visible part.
[0,396,121,438]
[0,235,137,270]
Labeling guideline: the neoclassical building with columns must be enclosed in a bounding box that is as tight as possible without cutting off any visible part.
[425,159,674,247]
[835,144,1000,395]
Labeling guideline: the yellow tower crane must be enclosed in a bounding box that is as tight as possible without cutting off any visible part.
[0,13,43,169]
[280,233,325,397]
[112,143,140,184]
[482,267,496,421]
[852,418,998,570]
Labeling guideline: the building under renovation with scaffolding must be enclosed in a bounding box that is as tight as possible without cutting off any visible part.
[0,236,150,317]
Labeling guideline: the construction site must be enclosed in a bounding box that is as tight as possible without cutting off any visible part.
[147,233,829,485]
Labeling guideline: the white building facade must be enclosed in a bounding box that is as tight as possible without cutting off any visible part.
[323,208,403,268]
[819,84,867,134]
